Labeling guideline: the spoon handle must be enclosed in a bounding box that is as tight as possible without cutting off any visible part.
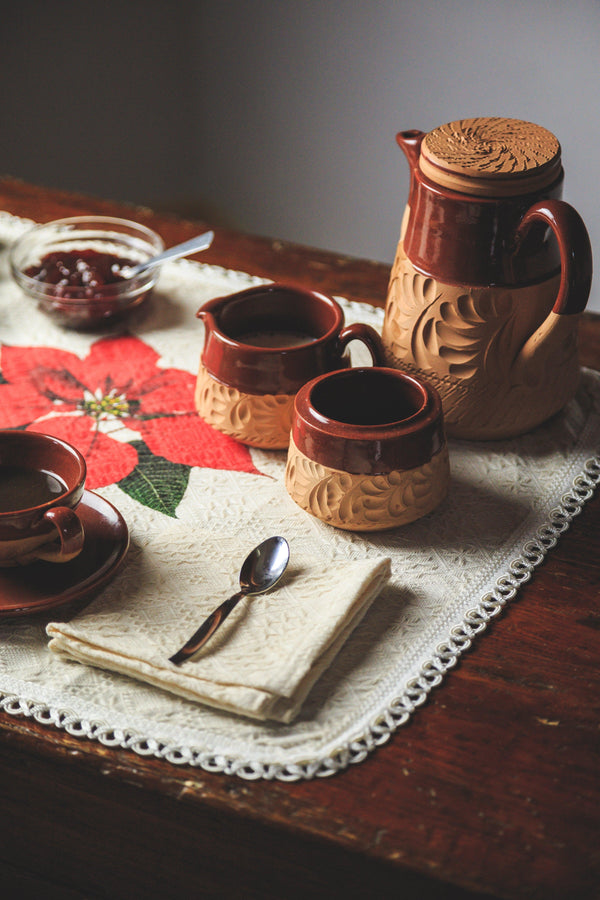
[169,590,244,665]
[129,230,215,278]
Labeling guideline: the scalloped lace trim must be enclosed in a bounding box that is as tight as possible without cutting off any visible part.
[1,457,598,780]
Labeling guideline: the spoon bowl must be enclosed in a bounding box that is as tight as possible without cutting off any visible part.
[169,536,290,665]
[240,535,290,594]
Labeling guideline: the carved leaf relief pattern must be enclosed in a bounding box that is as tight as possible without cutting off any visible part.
[384,250,517,385]
[285,440,449,531]
[383,247,581,438]
[195,362,293,448]
[384,265,438,359]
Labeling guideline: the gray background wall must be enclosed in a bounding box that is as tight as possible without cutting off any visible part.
[2,0,599,309]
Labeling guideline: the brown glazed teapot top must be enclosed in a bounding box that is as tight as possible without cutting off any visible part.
[396,117,591,305]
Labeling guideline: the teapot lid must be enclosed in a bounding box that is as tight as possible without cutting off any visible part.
[420,117,562,196]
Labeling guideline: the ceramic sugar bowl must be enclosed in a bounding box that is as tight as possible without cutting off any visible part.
[382,117,593,439]
[195,284,385,448]
[285,367,449,531]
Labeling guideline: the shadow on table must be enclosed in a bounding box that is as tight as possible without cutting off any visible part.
[369,471,532,556]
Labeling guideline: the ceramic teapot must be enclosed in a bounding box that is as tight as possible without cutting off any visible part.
[382,117,593,439]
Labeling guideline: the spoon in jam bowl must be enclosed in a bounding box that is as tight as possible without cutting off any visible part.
[122,229,215,279]
[169,536,290,665]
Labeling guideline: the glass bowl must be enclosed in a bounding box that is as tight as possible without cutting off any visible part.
[9,216,164,329]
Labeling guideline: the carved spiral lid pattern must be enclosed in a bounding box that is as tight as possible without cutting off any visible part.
[420,117,562,196]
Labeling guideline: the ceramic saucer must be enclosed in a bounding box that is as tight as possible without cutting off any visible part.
[0,490,129,617]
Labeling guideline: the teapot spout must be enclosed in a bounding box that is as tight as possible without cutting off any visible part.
[396,130,425,172]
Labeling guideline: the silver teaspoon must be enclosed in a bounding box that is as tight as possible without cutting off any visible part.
[123,230,214,278]
[169,536,290,665]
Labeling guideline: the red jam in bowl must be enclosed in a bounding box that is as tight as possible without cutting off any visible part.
[24,248,136,299]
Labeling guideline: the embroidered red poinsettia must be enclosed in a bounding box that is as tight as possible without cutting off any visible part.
[0,335,260,516]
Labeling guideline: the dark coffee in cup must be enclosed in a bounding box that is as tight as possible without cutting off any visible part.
[0,431,86,566]
[0,465,67,513]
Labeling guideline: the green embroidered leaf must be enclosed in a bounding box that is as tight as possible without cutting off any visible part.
[117,440,191,518]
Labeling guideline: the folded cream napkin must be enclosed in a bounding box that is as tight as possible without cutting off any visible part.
[46,526,391,723]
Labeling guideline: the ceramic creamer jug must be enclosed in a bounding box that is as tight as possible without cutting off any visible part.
[382,117,593,439]
[195,283,384,448]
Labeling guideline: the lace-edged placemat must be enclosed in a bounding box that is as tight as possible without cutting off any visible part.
[0,211,598,781]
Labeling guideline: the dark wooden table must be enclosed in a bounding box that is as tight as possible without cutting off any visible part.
[0,177,598,900]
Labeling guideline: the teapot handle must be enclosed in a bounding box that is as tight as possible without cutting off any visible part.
[512,200,592,382]
[514,199,592,316]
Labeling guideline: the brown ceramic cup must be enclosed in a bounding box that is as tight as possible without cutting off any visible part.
[195,284,385,448]
[0,431,86,566]
[285,367,450,531]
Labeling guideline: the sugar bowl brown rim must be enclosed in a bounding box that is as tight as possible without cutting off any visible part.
[291,367,446,475]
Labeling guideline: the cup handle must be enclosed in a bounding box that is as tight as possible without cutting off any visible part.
[337,322,385,366]
[35,506,85,563]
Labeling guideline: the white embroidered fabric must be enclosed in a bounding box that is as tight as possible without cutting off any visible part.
[0,211,599,781]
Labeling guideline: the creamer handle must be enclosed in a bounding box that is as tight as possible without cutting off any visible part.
[337,323,385,366]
